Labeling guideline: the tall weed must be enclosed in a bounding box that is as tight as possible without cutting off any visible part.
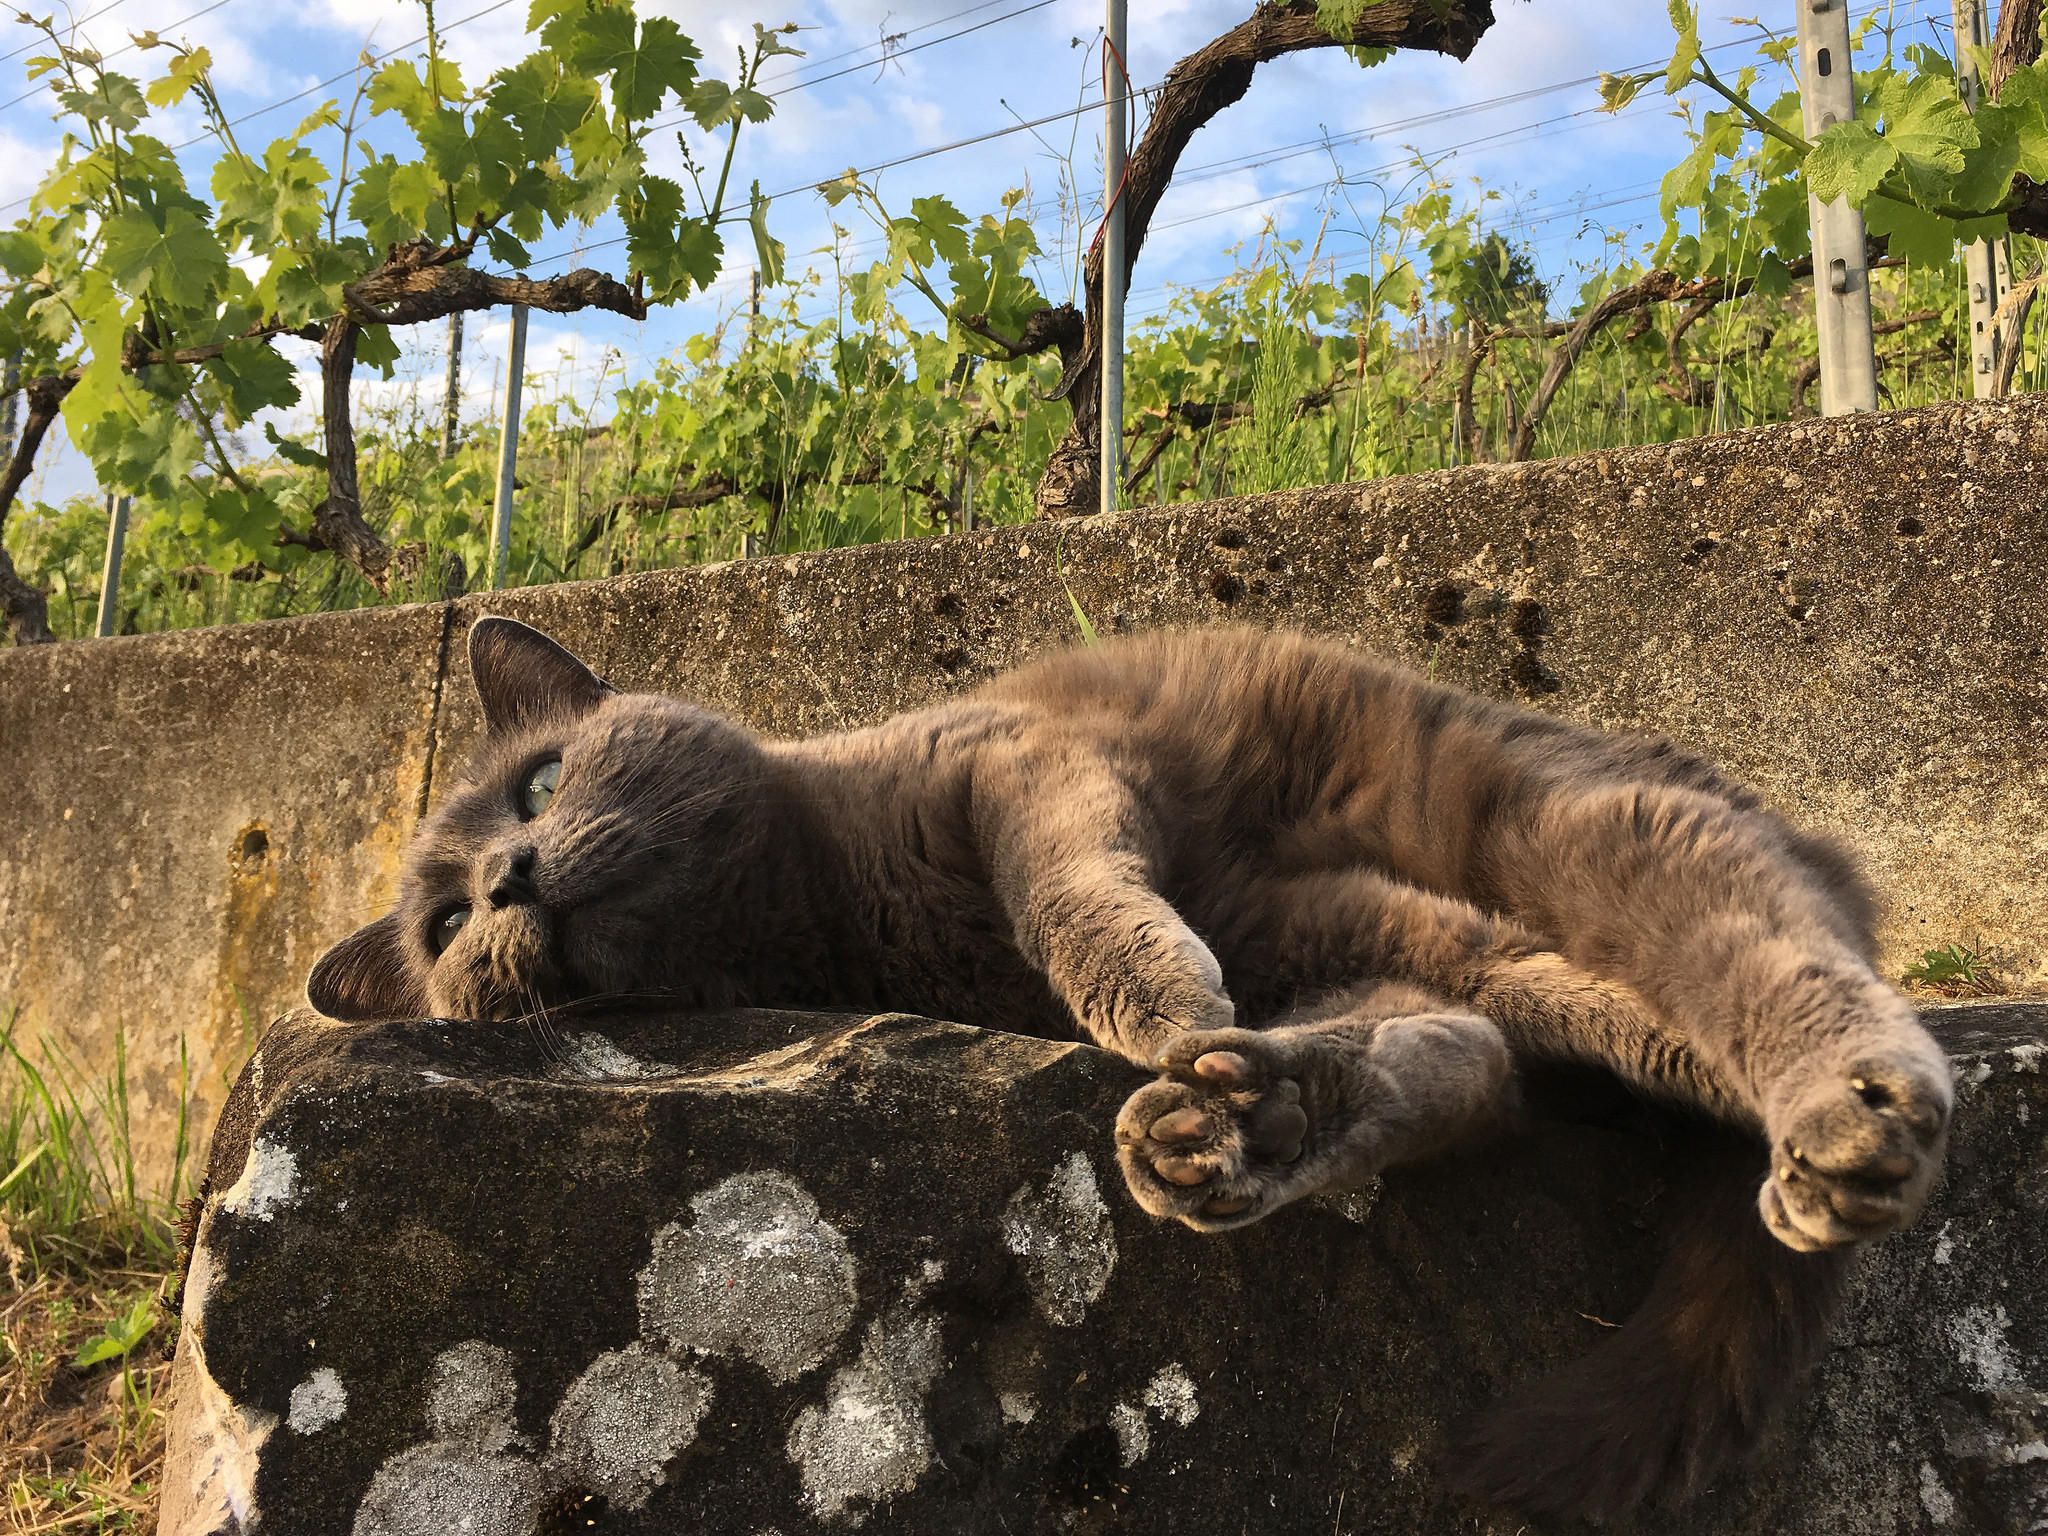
[1233,305,1322,497]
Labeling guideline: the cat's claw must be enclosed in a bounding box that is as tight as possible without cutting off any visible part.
[1758,1044,1952,1252]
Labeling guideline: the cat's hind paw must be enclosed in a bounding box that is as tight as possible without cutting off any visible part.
[1113,1028,1359,1233]
[1760,1040,1952,1252]
[1115,1012,1513,1233]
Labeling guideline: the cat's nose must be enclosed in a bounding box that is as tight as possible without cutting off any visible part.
[486,846,540,908]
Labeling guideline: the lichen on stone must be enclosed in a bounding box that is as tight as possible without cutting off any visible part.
[637,1171,857,1382]
[1112,1364,1202,1468]
[1945,1305,2027,1393]
[219,1136,298,1222]
[1143,1364,1200,1427]
[786,1309,945,1519]
[1111,1401,1150,1467]
[426,1339,522,1449]
[1000,1151,1117,1327]
[556,1031,679,1081]
[998,1391,1037,1427]
[350,1442,545,1536]
[1919,1459,1957,1524]
[352,1341,541,1536]
[287,1367,347,1435]
[544,1344,712,1511]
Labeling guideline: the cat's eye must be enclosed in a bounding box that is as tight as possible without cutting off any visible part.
[430,906,470,956]
[522,759,561,819]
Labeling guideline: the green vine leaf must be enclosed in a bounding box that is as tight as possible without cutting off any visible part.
[1663,0,1700,95]
[749,180,784,288]
[1803,119,1898,205]
[264,420,327,470]
[611,13,698,122]
[205,338,298,424]
[143,45,210,108]
[1992,63,2048,179]
[99,207,226,309]
[1871,72,1976,207]
[1599,71,1657,114]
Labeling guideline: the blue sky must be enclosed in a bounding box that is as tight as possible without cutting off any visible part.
[3,0,1953,504]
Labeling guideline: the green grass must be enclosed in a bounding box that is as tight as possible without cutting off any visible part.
[0,1006,192,1532]
[1,1007,188,1277]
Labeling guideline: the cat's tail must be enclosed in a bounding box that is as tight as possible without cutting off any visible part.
[1449,1124,1855,1522]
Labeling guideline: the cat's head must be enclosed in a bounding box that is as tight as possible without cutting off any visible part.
[307,618,775,1023]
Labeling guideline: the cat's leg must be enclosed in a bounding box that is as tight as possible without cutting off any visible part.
[1449,779,1950,1253]
[975,756,1235,1063]
[1207,849,1944,1250]
[1115,982,1512,1231]
[1206,868,1749,1119]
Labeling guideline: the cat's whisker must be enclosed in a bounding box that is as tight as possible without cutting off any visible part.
[517,985,570,1072]
[535,990,575,1068]
[616,785,780,834]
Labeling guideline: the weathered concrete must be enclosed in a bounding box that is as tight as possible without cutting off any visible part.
[4,395,2046,1183]
[159,999,2048,1535]
[0,605,452,1185]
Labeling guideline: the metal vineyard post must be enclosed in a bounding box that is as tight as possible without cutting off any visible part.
[491,306,529,591]
[1100,0,1128,517]
[95,493,128,638]
[1953,0,2016,395]
[1795,0,1880,414]
[442,315,463,462]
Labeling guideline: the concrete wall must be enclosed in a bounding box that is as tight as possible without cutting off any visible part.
[5,394,2045,1184]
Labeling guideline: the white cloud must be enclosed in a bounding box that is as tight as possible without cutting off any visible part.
[0,125,52,209]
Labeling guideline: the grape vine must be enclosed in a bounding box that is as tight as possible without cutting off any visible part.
[5,0,2046,646]
[0,0,795,641]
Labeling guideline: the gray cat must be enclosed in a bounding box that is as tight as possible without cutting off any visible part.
[310,617,1952,1521]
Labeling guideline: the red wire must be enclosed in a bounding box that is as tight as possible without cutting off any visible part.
[1088,30,1138,265]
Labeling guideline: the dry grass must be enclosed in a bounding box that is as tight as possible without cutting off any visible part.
[0,1261,171,1535]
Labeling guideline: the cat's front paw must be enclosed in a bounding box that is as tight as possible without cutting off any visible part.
[1059,913,1236,1060]
[1759,1040,1952,1252]
[1113,1029,1334,1232]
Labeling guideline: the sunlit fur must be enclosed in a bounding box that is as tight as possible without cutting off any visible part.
[308,620,1953,1522]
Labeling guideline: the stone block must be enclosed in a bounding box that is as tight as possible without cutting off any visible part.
[159,1000,2048,1535]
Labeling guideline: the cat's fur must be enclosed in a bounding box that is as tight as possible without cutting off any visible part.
[310,618,1952,1520]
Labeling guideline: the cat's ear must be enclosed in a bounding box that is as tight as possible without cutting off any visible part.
[467,617,615,733]
[307,914,426,1022]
